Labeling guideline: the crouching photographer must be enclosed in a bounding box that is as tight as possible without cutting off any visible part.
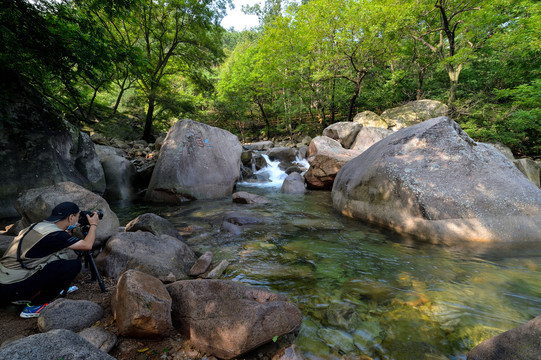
[0,202,100,318]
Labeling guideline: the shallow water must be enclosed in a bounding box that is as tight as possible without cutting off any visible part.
[111,186,541,360]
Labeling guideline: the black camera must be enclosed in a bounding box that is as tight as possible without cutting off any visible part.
[79,209,104,227]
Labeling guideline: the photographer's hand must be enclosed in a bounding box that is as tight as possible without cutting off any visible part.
[68,211,100,251]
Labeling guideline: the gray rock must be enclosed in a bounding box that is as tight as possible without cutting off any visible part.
[483,142,515,161]
[353,111,389,129]
[332,117,541,243]
[94,144,125,158]
[205,260,230,279]
[322,122,362,149]
[305,136,361,190]
[232,191,271,204]
[350,126,392,153]
[0,329,114,359]
[38,298,104,333]
[268,147,298,163]
[189,251,214,276]
[381,99,448,131]
[75,132,107,195]
[281,172,306,194]
[467,314,541,360]
[14,181,120,248]
[111,270,173,338]
[0,74,105,218]
[125,213,182,240]
[514,158,541,187]
[166,279,302,359]
[100,154,135,201]
[78,327,117,353]
[145,119,242,203]
[244,141,274,151]
[95,232,196,280]
[91,133,110,146]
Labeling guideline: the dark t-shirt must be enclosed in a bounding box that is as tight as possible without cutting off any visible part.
[25,231,80,258]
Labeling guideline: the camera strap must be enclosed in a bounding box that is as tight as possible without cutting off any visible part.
[16,223,39,270]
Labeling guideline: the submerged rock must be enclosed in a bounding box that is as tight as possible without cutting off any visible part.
[332,117,541,244]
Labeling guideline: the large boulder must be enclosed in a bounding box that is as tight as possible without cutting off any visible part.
[332,117,541,244]
[0,70,105,218]
[99,154,135,201]
[95,232,196,281]
[112,270,173,338]
[350,127,393,153]
[380,99,448,131]
[166,279,303,359]
[353,111,389,129]
[145,119,242,203]
[304,136,361,190]
[467,314,541,360]
[14,182,119,248]
[0,329,115,360]
[322,122,362,149]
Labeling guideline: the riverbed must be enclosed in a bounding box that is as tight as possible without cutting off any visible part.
[110,179,541,360]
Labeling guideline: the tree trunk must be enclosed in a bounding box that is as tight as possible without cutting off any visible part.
[112,77,128,115]
[256,99,270,140]
[330,78,336,123]
[143,94,156,142]
[447,64,462,105]
[347,83,361,122]
[417,68,425,100]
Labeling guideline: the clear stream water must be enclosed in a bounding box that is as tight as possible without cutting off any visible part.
[110,160,541,360]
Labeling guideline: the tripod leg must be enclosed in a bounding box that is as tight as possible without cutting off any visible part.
[85,251,106,293]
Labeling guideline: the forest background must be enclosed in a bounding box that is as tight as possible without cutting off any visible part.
[1,0,539,157]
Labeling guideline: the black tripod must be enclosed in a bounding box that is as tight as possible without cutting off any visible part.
[77,223,106,292]
[80,250,106,293]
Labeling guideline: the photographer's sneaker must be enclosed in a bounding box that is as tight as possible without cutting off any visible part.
[20,303,48,318]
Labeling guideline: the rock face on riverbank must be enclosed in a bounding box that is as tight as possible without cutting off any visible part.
[0,71,105,218]
[332,116,541,244]
[145,119,242,203]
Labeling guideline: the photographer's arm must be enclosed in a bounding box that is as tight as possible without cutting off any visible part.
[68,212,100,251]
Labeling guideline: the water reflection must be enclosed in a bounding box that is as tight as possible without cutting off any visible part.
[110,187,541,360]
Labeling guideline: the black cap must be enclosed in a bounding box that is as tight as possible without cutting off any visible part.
[45,202,80,222]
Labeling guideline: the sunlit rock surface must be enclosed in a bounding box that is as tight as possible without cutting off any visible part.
[145,119,242,203]
[332,116,541,244]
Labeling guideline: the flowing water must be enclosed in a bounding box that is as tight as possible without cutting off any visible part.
[110,159,541,360]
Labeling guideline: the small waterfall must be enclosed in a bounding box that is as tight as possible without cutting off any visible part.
[239,152,310,188]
